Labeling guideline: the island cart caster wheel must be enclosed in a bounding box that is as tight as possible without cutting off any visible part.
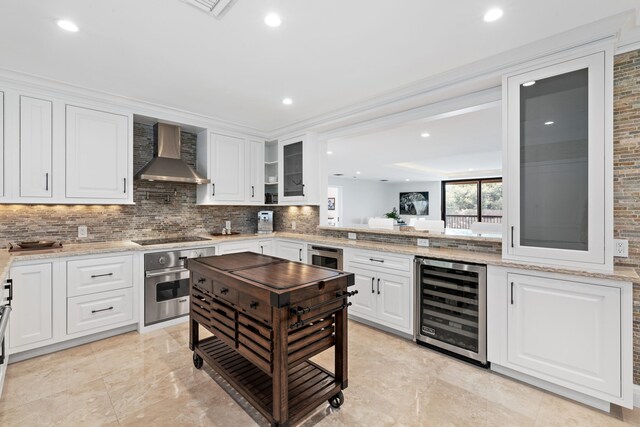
[328,391,344,408]
[193,353,203,369]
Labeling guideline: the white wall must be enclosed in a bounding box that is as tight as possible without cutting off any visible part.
[328,177,394,226]
[385,181,442,222]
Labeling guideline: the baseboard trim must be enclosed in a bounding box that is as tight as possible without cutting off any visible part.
[347,314,413,340]
[491,364,611,412]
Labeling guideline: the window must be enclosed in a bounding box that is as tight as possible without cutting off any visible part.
[442,178,502,229]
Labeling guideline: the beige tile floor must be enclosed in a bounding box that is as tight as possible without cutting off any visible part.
[1,320,640,426]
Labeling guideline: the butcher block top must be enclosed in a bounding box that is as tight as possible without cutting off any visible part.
[188,252,354,294]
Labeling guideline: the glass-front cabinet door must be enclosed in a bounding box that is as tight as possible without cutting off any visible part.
[504,51,610,270]
[279,136,306,202]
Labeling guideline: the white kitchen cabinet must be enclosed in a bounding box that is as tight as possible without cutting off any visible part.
[276,240,306,262]
[67,287,134,335]
[345,249,413,335]
[277,134,321,205]
[67,255,133,297]
[507,273,620,396]
[217,240,260,255]
[66,105,130,200]
[487,265,632,409]
[20,96,52,198]
[0,91,3,197]
[258,240,274,256]
[503,50,612,271]
[196,132,265,205]
[9,263,53,349]
[349,265,378,318]
[247,139,264,203]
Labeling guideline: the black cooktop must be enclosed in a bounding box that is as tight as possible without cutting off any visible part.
[132,236,211,246]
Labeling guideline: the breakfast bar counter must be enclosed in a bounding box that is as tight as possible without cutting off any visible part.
[187,252,355,427]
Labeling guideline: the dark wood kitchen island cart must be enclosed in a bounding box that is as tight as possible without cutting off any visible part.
[187,252,356,427]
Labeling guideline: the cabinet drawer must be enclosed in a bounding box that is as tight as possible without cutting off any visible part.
[238,292,271,325]
[193,274,213,294]
[213,280,238,306]
[348,249,412,273]
[67,255,133,297]
[67,288,134,335]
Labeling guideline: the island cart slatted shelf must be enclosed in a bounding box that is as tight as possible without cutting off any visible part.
[187,252,356,427]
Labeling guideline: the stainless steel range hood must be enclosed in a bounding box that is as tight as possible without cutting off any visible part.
[135,123,210,184]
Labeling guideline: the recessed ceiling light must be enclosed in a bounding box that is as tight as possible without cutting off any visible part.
[327,151,333,155]
[544,121,554,125]
[57,19,79,32]
[282,97,293,105]
[483,8,503,22]
[468,168,474,171]
[523,81,536,87]
[405,179,410,182]
[420,132,430,138]
[356,171,361,175]
[264,13,282,27]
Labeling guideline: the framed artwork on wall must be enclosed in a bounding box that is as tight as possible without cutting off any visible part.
[328,197,336,210]
[399,192,429,215]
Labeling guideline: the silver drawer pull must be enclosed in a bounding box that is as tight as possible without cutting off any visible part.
[91,273,113,278]
[178,299,188,303]
[369,258,385,263]
[91,306,114,314]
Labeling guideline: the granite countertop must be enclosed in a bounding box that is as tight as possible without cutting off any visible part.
[0,232,637,284]
[317,225,502,243]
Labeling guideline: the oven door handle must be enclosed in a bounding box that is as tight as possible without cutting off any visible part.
[145,268,189,278]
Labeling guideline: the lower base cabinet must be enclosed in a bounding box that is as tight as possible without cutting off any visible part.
[345,250,413,335]
[9,263,53,349]
[488,266,632,408]
[68,288,134,335]
[276,240,306,262]
[217,240,260,255]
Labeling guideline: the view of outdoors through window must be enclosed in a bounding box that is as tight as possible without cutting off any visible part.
[444,179,503,229]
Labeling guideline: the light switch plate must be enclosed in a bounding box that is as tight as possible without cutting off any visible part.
[614,239,629,257]
[225,220,231,230]
[291,221,296,230]
[78,225,88,238]
[348,232,357,240]
[417,238,429,247]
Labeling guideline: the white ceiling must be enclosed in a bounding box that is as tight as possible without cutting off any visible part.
[0,1,637,132]
[327,105,502,182]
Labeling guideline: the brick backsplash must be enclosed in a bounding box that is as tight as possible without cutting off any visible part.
[318,229,501,253]
[613,49,640,384]
[0,123,318,246]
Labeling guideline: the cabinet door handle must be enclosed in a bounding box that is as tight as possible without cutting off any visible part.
[260,245,264,254]
[302,184,305,197]
[251,185,255,198]
[212,183,215,196]
[91,273,113,279]
[45,173,49,191]
[4,279,13,303]
[510,282,514,304]
[511,226,514,248]
[377,278,381,295]
[371,277,375,294]
[123,178,127,193]
[299,248,302,261]
[91,306,114,314]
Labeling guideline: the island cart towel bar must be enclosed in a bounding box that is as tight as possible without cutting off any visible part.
[187,252,355,427]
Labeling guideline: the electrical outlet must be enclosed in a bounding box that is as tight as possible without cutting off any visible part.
[348,232,357,240]
[291,221,296,230]
[78,225,88,238]
[417,238,429,247]
[225,220,231,230]
[614,239,629,257]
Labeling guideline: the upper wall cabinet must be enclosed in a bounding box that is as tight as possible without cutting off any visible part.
[0,88,133,205]
[503,50,612,271]
[20,96,52,198]
[278,134,320,205]
[196,131,264,205]
[66,106,129,200]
